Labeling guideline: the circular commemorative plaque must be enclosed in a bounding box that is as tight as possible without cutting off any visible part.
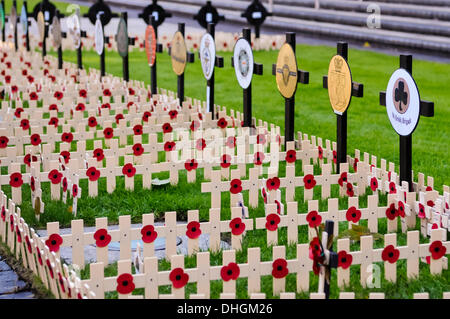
[200,33,215,80]
[68,12,81,49]
[116,17,128,58]
[20,4,28,35]
[327,55,352,115]
[95,17,104,55]
[37,11,45,41]
[171,31,187,76]
[385,68,420,136]
[51,15,61,48]
[275,43,298,99]
[233,38,254,89]
[10,5,17,33]
[145,25,156,66]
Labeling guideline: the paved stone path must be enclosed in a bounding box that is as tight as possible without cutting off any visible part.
[0,256,35,299]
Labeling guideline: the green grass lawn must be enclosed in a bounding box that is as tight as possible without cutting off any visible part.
[2,0,89,16]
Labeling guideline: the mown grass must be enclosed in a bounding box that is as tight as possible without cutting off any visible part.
[2,0,89,16]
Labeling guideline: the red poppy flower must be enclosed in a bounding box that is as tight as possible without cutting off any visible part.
[30,133,41,146]
[186,221,202,239]
[169,268,189,289]
[25,235,32,253]
[185,159,198,172]
[346,206,361,223]
[338,172,347,187]
[115,113,124,124]
[29,91,38,100]
[93,148,104,161]
[141,225,157,243]
[370,177,378,191]
[49,104,58,111]
[230,179,242,194]
[86,167,100,182]
[303,174,316,190]
[103,89,111,96]
[196,138,206,151]
[4,75,10,84]
[9,173,23,188]
[36,249,43,266]
[142,111,151,122]
[272,258,289,279]
[14,107,24,118]
[385,203,398,220]
[9,215,13,232]
[0,136,9,148]
[381,245,400,264]
[45,233,63,252]
[103,127,114,139]
[226,136,236,148]
[122,163,136,178]
[94,228,111,247]
[229,217,245,236]
[253,152,264,165]
[48,169,62,184]
[353,158,359,172]
[58,273,66,293]
[87,116,97,128]
[164,141,176,152]
[217,117,227,129]
[133,124,143,135]
[257,134,266,145]
[429,241,446,260]
[11,85,18,93]
[116,273,135,294]
[30,177,35,192]
[72,184,78,197]
[389,182,396,194]
[417,203,426,219]
[49,75,56,82]
[54,91,63,100]
[132,143,144,156]
[190,120,200,131]
[15,226,22,243]
[79,89,87,98]
[20,119,30,130]
[266,177,280,191]
[61,132,73,143]
[75,103,85,112]
[309,237,322,259]
[318,146,323,160]
[128,87,135,95]
[0,206,5,222]
[337,250,352,269]
[221,262,240,281]
[168,110,178,119]
[285,150,296,163]
[162,123,173,133]
[102,103,111,109]
[306,210,322,228]
[332,150,337,164]
[265,213,280,231]
[397,201,405,218]
[427,200,435,207]
[48,117,58,127]
[62,177,68,192]
[346,183,354,197]
[46,259,54,278]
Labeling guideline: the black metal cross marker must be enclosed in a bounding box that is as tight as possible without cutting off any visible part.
[12,0,18,51]
[1,0,5,42]
[194,1,225,30]
[95,12,109,78]
[322,42,364,173]
[379,55,434,191]
[116,12,135,82]
[201,23,224,118]
[85,0,118,26]
[168,23,195,105]
[20,1,31,52]
[231,28,263,128]
[32,0,56,22]
[272,32,309,145]
[55,10,67,70]
[148,16,164,95]
[139,0,172,38]
[241,0,272,39]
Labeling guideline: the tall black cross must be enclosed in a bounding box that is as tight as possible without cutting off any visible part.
[241,0,272,39]
[322,42,364,173]
[149,15,164,95]
[193,1,225,30]
[271,32,309,145]
[54,10,67,70]
[201,23,224,119]
[231,28,263,128]
[95,12,110,78]
[85,0,118,26]
[1,0,5,42]
[21,1,32,51]
[138,0,172,37]
[379,55,434,191]
[116,12,135,82]
[12,0,18,51]
[168,23,195,105]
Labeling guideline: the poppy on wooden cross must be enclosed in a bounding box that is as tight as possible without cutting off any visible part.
[147,16,164,95]
[193,1,225,30]
[115,12,136,82]
[317,220,338,299]
[322,42,364,173]
[199,23,224,118]
[168,23,195,105]
[231,28,263,128]
[85,0,118,26]
[271,32,309,146]
[379,55,434,191]
[139,0,172,37]
[241,0,272,39]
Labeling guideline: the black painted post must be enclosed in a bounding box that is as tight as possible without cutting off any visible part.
[285,33,296,144]
[177,23,185,104]
[122,12,129,82]
[1,0,5,42]
[13,0,18,51]
[100,23,106,78]
[206,23,215,116]
[150,15,158,95]
[24,1,30,51]
[55,10,63,69]
[77,25,87,70]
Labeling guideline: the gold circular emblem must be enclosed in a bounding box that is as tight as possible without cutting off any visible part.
[327,55,352,114]
[171,31,187,76]
[275,43,298,99]
[37,11,45,42]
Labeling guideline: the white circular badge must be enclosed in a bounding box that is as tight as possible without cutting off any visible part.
[95,18,104,55]
[233,38,254,89]
[68,12,81,49]
[385,68,420,136]
[200,33,215,80]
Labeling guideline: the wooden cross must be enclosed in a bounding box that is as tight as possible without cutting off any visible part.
[322,42,364,173]
[116,12,136,82]
[379,55,434,191]
[231,28,263,128]
[272,32,309,145]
